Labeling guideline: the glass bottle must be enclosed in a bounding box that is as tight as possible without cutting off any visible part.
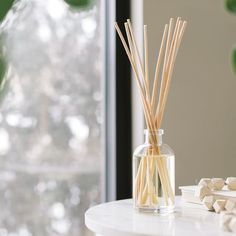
[133,129,175,214]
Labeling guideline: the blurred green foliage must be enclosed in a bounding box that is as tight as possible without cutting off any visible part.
[0,0,14,91]
[225,0,236,73]
[225,0,236,14]
[0,0,15,22]
[64,0,92,8]
[232,47,236,74]
[0,54,7,104]
[0,56,6,87]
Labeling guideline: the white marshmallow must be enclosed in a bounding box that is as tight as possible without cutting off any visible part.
[226,177,236,190]
[211,178,225,190]
[202,195,215,211]
[194,185,212,201]
[213,199,226,213]
[225,199,236,212]
[198,178,213,189]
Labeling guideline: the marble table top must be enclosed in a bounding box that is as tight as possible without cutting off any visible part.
[85,196,234,236]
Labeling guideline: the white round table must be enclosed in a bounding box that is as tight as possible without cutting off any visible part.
[85,196,233,236]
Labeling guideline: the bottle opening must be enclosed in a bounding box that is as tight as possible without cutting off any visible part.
[144,129,163,146]
[144,129,164,136]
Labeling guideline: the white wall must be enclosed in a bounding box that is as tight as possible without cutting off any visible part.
[143,0,236,192]
[131,0,144,151]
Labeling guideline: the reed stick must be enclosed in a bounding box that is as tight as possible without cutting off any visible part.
[151,24,168,113]
[144,25,150,102]
[127,19,145,80]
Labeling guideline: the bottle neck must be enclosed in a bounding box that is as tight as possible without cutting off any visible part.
[144,129,164,146]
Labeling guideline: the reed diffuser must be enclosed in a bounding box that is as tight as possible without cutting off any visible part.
[115,18,187,213]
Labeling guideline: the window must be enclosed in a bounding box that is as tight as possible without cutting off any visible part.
[0,0,105,235]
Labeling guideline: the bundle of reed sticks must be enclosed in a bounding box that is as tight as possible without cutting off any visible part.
[115,18,187,207]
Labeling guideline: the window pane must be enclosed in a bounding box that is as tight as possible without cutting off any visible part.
[0,0,104,235]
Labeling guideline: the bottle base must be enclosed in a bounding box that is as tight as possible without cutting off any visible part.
[135,205,175,214]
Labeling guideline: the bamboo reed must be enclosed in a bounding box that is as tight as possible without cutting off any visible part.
[115,18,187,208]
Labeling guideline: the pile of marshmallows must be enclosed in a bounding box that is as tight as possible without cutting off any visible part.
[195,177,236,233]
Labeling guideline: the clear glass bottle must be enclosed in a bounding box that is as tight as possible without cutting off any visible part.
[133,129,175,214]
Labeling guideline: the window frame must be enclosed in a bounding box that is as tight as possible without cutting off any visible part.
[104,0,132,201]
